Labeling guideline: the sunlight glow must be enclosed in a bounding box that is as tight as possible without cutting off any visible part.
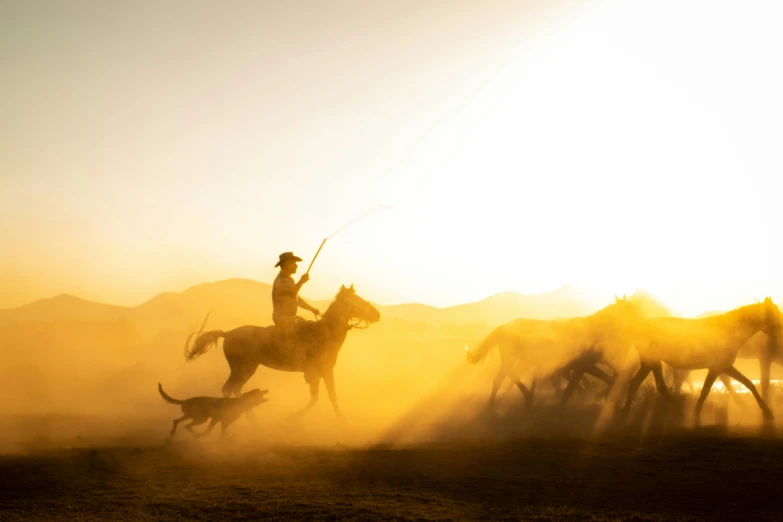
[1,1,781,318]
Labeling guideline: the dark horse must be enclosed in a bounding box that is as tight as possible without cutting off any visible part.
[184,285,380,420]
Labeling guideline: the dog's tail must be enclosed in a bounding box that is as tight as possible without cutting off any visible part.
[158,383,184,405]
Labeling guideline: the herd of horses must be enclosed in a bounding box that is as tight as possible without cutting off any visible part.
[466,295,781,424]
[183,285,782,427]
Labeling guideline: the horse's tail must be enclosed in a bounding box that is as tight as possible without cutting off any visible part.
[467,325,505,365]
[184,329,225,361]
[158,383,184,405]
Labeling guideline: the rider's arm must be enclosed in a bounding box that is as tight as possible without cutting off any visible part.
[297,298,318,314]
[293,273,309,294]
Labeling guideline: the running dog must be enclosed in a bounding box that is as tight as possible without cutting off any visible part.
[158,383,268,438]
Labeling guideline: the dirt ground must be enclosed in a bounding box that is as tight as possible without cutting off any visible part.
[3,395,783,521]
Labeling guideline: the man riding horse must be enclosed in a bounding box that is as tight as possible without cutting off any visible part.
[272,252,321,339]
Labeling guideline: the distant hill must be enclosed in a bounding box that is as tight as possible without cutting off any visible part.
[380,285,601,326]
[0,294,129,324]
[0,279,296,338]
[0,279,667,338]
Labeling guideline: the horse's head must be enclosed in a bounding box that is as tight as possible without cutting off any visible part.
[735,297,782,338]
[602,294,647,324]
[329,284,381,327]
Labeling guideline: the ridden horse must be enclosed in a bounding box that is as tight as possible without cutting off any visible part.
[184,285,380,420]
[466,296,645,411]
[621,298,781,423]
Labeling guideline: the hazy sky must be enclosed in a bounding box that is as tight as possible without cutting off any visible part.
[2,0,782,316]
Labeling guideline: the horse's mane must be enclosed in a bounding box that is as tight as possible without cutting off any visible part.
[706,300,771,325]
[320,286,363,323]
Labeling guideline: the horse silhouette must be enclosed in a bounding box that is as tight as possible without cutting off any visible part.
[184,284,380,421]
[668,330,779,403]
[466,296,646,411]
[622,297,781,423]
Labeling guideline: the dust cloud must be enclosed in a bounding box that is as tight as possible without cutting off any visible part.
[1,288,782,457]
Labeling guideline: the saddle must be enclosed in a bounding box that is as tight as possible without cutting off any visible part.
[270,318,322,354]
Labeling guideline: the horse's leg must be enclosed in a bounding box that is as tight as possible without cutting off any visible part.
[237,365,260,421]
[693,370,719,425]
[529,375,538,404]
[672,369,686,394]
[223,362,259,421]
[222,366,240,398]
[509,367,535,408]
[489,366,508,411]
[508,358,537,408]
[549,374,562,395]
[717,375,742,406]
[517,366,538,408]
[663,364,674,387]
[584,363,614,401]
[759,354,771,403]
[723,366,773,420]
[584,364,613,385]
[562,363,587,394]
[560,364,587,408]
[322,368,346,421]
[621,363,653,415]
[651,363,671,398]
[289,375,321,420]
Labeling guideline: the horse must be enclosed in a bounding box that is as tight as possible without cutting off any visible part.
[183,284,381,421]
[667,330,779,402]
[621,297,782,423]
[466,296,646,411]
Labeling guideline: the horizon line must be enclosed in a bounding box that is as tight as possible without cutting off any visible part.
[0,278,621,313]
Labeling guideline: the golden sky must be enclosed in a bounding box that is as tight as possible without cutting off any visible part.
[1,0,782,317]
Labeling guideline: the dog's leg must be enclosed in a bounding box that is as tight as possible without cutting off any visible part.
[170,415,188,437]
[220,412,244,438]
[220,420,236,438]
[196,418,219,438]
[184,419,208,436]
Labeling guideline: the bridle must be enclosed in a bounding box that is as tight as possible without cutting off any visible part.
[321,292,376,331]
[348,318,370,330]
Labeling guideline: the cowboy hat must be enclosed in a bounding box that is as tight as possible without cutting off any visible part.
[275,252,303,267]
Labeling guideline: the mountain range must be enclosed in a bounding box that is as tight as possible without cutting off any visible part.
[0,278,672,339]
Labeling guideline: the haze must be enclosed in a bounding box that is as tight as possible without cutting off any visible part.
[2,0,782,317]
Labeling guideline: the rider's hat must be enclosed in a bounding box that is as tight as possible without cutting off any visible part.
[275,252,303,268]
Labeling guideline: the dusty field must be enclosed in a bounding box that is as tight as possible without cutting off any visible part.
[3,397,783,521]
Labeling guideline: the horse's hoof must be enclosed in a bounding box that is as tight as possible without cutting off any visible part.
[482,407,500,420]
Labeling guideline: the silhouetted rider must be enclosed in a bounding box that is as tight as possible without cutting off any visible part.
[272,252,320,337]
